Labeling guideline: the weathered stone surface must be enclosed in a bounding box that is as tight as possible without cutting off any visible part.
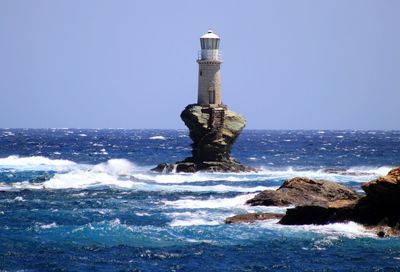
[279,199,358,225]
[356,167,400,230]
[276,168,400,236]
[226,168,400,236]
[361,167,400,204]
[152,104,255,173]
[181,104,245,162]
[246,177,360,207]
[225,213,284,224]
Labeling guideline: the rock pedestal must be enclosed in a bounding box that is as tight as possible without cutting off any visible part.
[152,104,255,173]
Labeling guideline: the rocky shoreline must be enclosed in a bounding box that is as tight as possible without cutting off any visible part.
[225,167,400,237]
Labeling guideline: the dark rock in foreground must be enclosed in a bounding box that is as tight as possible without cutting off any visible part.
[279,168,400,233]
[279,199,358,225]
[225,213,284,224]
[227,167,400,237]
[246,177,360,207]
[152,104,255,173]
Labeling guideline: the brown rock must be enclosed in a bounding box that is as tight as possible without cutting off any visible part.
[277,168,400,236]
[388,167,400,177]
[361,167,400,203]
[357,167,400,230]
[224,213,284,224]
[247,177,360,207]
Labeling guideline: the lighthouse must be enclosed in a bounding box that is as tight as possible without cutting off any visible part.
[152,29,252,173]
[197,30,222,106]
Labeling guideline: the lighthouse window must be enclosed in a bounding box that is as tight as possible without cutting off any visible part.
[199,70,202,76]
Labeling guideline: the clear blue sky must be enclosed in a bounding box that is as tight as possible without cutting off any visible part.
[0,0,399,129]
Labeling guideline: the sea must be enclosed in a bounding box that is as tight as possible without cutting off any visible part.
[0,129,399,271]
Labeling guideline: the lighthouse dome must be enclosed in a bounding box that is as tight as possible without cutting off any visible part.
[200,30,220,50]
[201,30,220,39]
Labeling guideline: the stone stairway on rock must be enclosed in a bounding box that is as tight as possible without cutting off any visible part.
[209,108,225,139]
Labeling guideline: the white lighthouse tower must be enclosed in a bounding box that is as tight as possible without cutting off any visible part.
[197,30,222,106]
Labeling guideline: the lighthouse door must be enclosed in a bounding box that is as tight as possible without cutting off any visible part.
[209,89,215,104]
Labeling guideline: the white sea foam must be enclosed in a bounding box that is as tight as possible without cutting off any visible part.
[163,193,290,228]
[134,172,270,184]
[149,136,166,140]
[135,212,151,217]
[346,166,392,177]
[138,183,274,193]
[169,218,219,227]
[0,155,76,171]
[92,159,135,176]
[0,181,44,191]
[42,172,274,191]
[167,211,220,227]
[39,222,58,229]
[0,155,391,193]
[256,166,388,183]
[2,131,15,137]
[42,159,136,189]
[14,196,26,202]
[36,158,272,192]
[309,222,372,237]
[43,171,131,189]
[164,194,259,209]
[258,220,375,239]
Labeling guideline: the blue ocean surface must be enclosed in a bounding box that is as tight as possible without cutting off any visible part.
[0,129,399,271]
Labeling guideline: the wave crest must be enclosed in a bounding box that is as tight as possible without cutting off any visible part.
[0,155,76,171]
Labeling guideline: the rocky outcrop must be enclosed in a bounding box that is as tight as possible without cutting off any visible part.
[279,168,400,236]
[246,177,360,207]
[152,104,255,173]
[361,167,400,204]
[225,213,283,224]
[357,168,400,229]
[227,168,400,236]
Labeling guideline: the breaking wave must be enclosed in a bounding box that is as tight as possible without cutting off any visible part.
[0,155,76,171]
[0,156,391,192]
[257,220,376,240]
[163,194,259,209]
[257,166,390,182]
[164,194,288,227]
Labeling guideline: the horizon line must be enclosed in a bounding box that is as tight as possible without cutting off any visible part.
[0,127,399,131]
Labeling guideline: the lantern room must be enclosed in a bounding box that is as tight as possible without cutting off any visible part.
[199,30,222,61]
[200,30,220,50]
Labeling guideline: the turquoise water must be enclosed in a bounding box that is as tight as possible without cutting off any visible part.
[0,129,399,271]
